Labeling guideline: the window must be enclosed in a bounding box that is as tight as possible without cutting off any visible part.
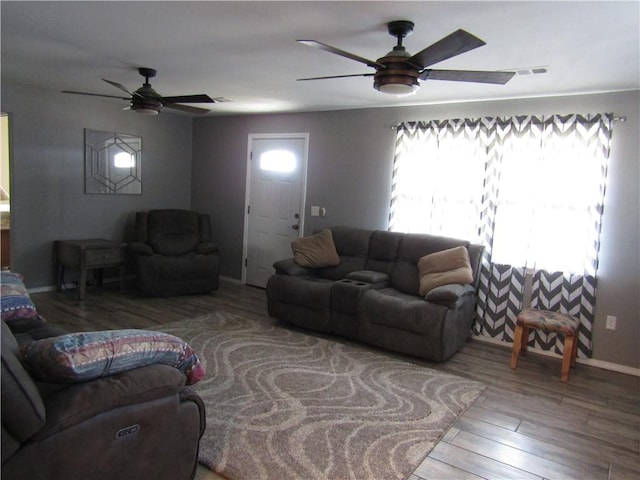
[390,115,611,275]
[490,130,606,274]
[260,150,296,173]
[390,114,613,358]
[390,129,484,242]
[114,152,135,168]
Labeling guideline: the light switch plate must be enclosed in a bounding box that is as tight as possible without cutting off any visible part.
[605,315,617,330]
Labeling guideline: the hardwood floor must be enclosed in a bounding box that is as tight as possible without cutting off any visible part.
[31,280,639,480]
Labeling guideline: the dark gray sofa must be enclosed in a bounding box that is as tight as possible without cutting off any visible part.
[1,280,206,480]
[266,226,484,362]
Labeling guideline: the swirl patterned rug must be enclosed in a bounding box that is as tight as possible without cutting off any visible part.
[160,311,485,480]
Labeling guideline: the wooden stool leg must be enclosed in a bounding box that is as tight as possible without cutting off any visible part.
[519,324,529,354]
[571,332,578,367]
[511,325,525,369]
[561,334,577,382]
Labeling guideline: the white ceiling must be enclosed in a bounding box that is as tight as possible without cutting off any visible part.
[2,1,638,116]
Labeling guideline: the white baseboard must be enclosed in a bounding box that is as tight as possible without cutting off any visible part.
[28,285,57,294]
[29,275,241,294]
[220,275,243,285]
[473,334,640,377]
[27,275,126,295]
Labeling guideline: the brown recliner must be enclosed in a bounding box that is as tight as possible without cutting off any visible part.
[1,319,206,480]
[129,209,220,296]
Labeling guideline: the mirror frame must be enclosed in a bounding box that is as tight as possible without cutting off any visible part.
[84,129,142,195]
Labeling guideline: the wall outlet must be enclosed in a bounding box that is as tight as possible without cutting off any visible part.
[605,315,617,330]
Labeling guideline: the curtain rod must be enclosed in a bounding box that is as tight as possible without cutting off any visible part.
[392,115,628,129]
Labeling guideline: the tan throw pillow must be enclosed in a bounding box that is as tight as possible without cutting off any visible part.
[418,246,473,296]
[291,229,340,268]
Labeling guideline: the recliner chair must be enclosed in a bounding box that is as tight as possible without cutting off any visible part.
[129,209,220,296]
[1,320,206,480]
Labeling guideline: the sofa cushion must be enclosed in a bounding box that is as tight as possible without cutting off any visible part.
[314,226,372,280]
[269,275,334,310]
[0,272,39,323]
[148,209,201,256]
[22,329,205,385]
[391,234,470,296]
[317,256,367,281]
[360,288,447,335]
[292,229,340,268]
[329,226,372,257]
[418,246,474,296]
[364,230,402,274]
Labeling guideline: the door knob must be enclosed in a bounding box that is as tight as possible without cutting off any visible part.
[292,224,299,230]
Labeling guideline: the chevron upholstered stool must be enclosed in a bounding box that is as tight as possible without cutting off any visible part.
[510,308,580,382]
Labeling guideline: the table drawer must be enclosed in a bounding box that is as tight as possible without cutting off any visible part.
[85,248,123,266]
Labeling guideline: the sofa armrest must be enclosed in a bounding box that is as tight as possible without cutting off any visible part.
[180,387,207,437]
[195,241,219,255]
[128,241,154,256]
[425,284,475,306]
[34,364,187,441]
[5,315,50,334]
[272,258,315,277]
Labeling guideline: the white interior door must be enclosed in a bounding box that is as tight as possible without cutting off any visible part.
[244,134,308,287]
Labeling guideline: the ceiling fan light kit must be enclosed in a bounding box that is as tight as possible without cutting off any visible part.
[373,27,420,95]
[375,73,419,95]
[298,19,515,96]
[63,67,216,115]
[130,68,162,114]
[134,107,160,116]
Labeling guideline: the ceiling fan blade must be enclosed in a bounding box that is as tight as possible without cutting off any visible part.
[409,29,486,69]
[422,69,515,84]
[297,73,375,81]
[161,94,215,104]
[297,40,386,70]
[62,90,129,100]
[163,103,210,114]
[103,78,142,97]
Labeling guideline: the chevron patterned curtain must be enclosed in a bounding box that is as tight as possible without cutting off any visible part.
[390,114,612,358]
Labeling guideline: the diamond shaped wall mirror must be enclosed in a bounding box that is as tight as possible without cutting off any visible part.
[84,129,142,194]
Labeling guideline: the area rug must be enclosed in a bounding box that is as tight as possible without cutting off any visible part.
[160,311,485,480]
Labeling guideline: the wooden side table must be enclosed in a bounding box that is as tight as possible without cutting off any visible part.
[54,239,126,300]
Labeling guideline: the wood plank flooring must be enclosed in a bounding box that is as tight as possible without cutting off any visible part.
[31,280,640,480]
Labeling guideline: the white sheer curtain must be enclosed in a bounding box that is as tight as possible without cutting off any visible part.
[389,120,485,242]
[389,114,612,357]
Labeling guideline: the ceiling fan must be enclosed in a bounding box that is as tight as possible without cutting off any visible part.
[62,67,217,115]
[297,20,515,95]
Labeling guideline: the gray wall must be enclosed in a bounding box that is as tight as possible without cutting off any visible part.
[2,81,193,288]
[192,90,639,368]
[2,80,637,368]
